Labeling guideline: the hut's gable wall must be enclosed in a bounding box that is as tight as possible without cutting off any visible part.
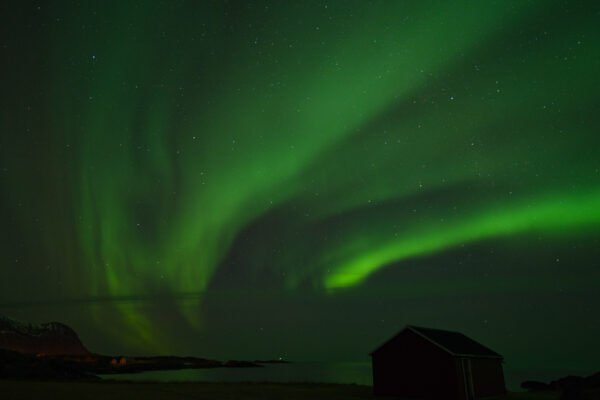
[372,329,458,398]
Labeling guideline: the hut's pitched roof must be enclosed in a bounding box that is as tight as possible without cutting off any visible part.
[371,325,503,359]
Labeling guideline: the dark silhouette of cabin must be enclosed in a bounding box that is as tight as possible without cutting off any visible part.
[370,326,505,399]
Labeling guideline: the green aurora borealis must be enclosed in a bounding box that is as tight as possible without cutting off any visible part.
[1,0,599,375]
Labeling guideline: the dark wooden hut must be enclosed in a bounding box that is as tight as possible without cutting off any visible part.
[370,326,505,399]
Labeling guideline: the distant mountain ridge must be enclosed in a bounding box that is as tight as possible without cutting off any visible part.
[0,315,90,356]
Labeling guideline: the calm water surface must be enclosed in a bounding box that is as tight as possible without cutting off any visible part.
[100,362,590,392]
[100,362,372,386]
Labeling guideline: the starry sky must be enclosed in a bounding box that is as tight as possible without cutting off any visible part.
[1,0,599,375]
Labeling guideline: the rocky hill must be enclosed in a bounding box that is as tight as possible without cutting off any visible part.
[0,316,90,356]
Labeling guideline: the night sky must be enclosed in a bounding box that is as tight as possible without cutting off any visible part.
[1,0,599,376]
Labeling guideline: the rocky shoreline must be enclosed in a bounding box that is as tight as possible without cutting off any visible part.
[0,349,288,380]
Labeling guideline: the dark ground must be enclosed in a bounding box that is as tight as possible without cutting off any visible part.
[0,380,563,400]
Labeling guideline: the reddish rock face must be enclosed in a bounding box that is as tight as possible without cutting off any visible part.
[0,316,90,356]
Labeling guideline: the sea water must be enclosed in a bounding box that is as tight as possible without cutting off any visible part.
[99,362,372,385]
[100,362,590,392]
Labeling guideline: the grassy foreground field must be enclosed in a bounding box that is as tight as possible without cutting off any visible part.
[0,380,561,400]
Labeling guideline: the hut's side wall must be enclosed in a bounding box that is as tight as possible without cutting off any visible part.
[371,330,459,399]
[471,357,506,398]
